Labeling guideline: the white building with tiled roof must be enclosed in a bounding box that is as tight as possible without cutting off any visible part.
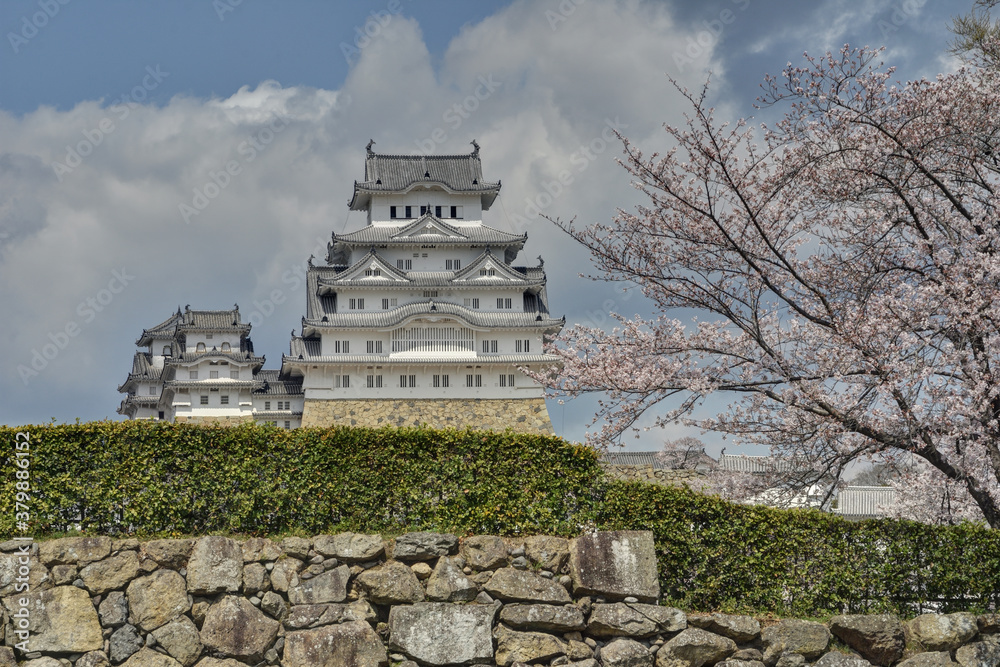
[118,306,303,426]
[278,141,563,433]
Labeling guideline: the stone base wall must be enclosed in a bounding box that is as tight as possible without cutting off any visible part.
[2,531,998,666]
[601,463,710,489]
[174,415,253,426]
[301,397,555,435]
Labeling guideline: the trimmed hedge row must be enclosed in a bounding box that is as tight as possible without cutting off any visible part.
[2,421,998,617]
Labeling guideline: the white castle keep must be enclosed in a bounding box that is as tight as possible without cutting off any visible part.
[118,142,562,434]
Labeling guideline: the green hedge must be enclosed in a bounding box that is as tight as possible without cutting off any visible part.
[0,421,601,538]
[2,421,999,617]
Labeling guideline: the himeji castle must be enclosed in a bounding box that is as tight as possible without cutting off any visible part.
[118,142,562,434]
[280,141,563,433]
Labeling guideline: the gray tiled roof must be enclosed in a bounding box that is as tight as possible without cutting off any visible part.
[334,217,524,247]
[834,486,897,518]
[718,454,802,473]
[600,450,717,471]
[318,252,546,290]
[302,300,563,333]
[166,350,264,365]
[176,308,249,331]
[117,353,162,393]
[253,370,304,396]
[350,147,501,210]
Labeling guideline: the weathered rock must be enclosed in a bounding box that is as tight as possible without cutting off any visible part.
[955,640,1000,667]
[241,537,282,562]
[978,614,1000,634]
[185,536,242,595]
[79,551,142,595]
[121,648,182,667]
[484,567,573,604]
[0,552,49,597]
[280,536,312,560]
[461,535,509,571]
[39,536,112,566]
[126,569,190,632]
[656,628,737,667]
[21,659,62,667]
[688,613,761,643]
[733,650,764,662]
[601,639,655,667]
[495,623,568,667]
[394,531,458,561]
[356,560,424,604]
[286,600,377,629]
[2,585,103,651]
[762,619,832,663]
[499,603,586,632]
[76,652,111,667]
[270,556,304,592]
[524,535,570,572]
[897,653,959,667]
[909,613,979,652]
[569,640,595,661]
[192,660,244,667]
[110,624,144,663]
[425,556,478,602]
[569,531,659,602]
[830,614,905,666]
[200,596,279,662]
[151,616,202,667]
[288,564,350,604]
[99,590,129,627]
[813,653,872,667]
[717,662,766,667]
[260,590,287,621]
[51,563,76,585]
[140,539,194,569]
[589,603,686,638]
[242,562,269,595]
[313,533,384,561]
[285,621,387,667]
[389,602,497,665]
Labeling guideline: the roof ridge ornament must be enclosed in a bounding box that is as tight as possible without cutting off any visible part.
[366,139,375,156]
[471,139,480,156]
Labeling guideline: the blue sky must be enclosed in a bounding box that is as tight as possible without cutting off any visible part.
[0,0,966,453]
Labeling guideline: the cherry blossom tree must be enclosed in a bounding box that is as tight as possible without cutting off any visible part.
[542,47,1000,526]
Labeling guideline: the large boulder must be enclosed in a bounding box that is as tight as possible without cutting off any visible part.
[79,551,142,594]
[656,628,738,667]
[270,556,304,592]
[484,567,572,604]
[313,533,384,561]
[830,614,905,666]
[569,531,659,602]
[127,569,190,631]
[356,560,425,604]
[897,653,959,667]
[762,619,832,663]
[495,624,569,667]
[141,539,194,569]
[109,624,144,663]
[499,603,586,632]
[393,532,458,561]
[39,536,111,566]
[955,640,1000,667]
[461,535,509,571]
[589,603,686,638]
[389,602,497,666]
[602,639,655,667]
[908,613,979,652]
[688,613,761,643]
[3,585,103,651]
[287,564,351,604]
[99,591,129,627]
[121,649,182,667]
[241,537,282,562]
[185,536,242,595]
[285,600,377,629]
[524,535,570,572]
[151,616,203,667]
[425,556,478,602]
[284,621,387,667]
[200,595,280,662]
[813,653,872,667]
[0,551,49,597]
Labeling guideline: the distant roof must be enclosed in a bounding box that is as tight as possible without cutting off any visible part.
[718,454,803,474]
[349,142,501,210]
[334,216,524,247]
[834,486,897,518]
[253,369,304,396]
[600,450,717,471]
[117,352,162,393]
[137,306,249,345]
[302,300,564,335]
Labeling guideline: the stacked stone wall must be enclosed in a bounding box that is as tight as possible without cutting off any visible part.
[1,531,997,667]
[601,463,709,489]
[173,415,253,426]
[300,397,555,435]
